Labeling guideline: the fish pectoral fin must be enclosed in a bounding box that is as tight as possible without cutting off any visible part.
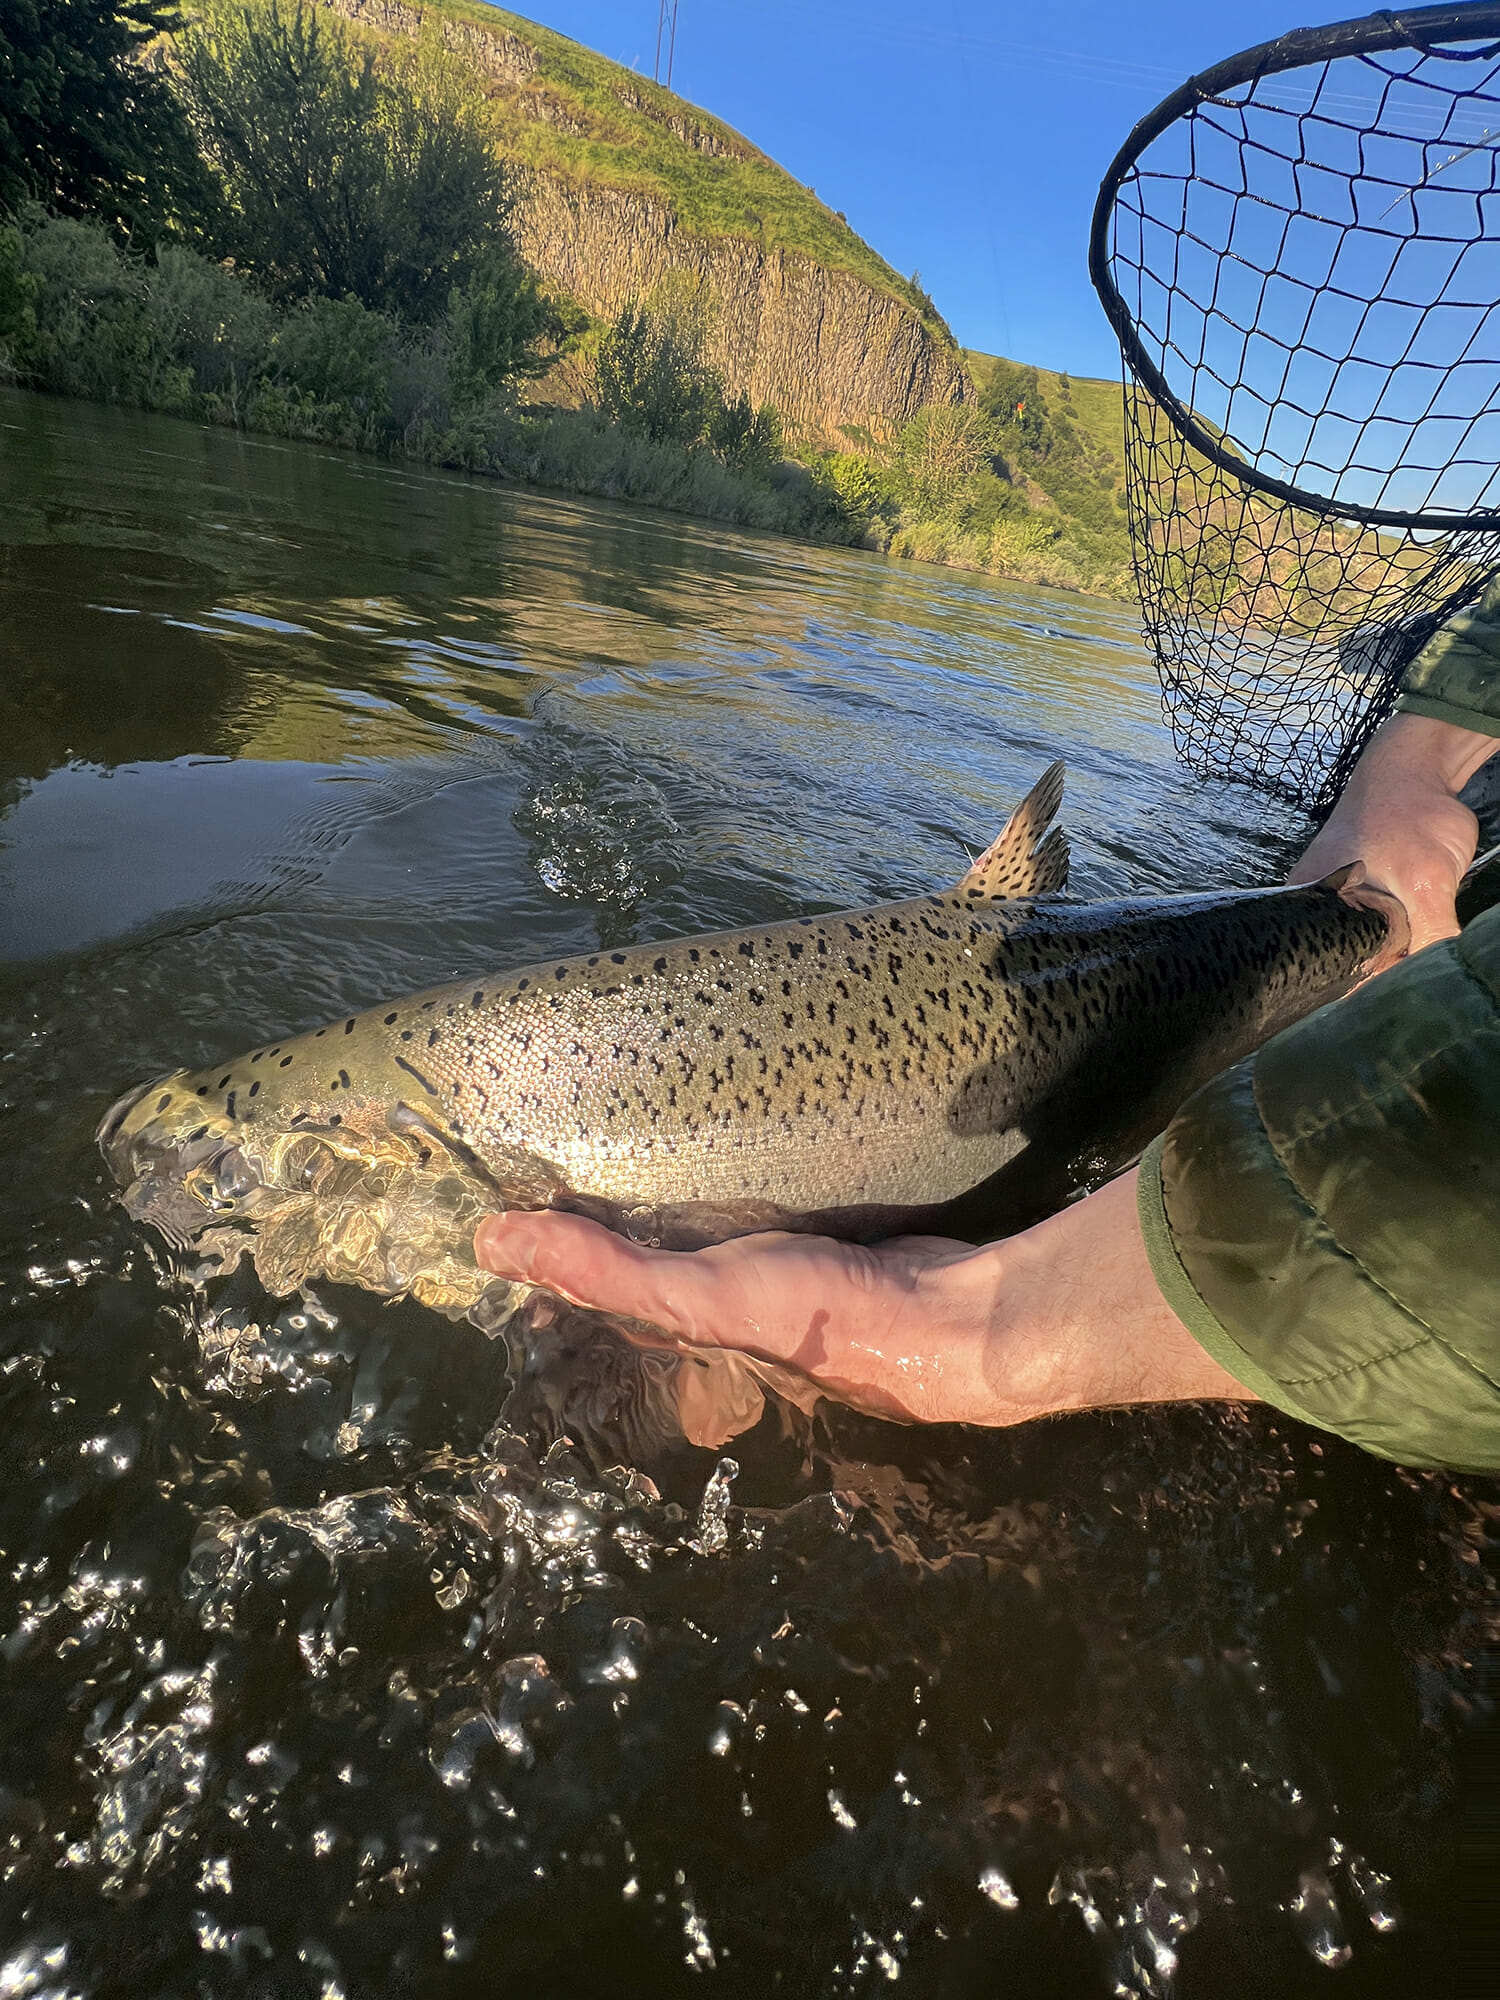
[955,759,1069,901]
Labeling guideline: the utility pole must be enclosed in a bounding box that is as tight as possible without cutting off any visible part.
[654,0,680,89]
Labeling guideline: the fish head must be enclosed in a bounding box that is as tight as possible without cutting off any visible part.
[96,1033,505,1318]
[97,1038,784,1464]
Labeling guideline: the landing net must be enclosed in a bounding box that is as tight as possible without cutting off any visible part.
[1090,4,1500,807]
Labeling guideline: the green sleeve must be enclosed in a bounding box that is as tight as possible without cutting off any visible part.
[1397,577,1500,734]
[1138,905,1500,1472]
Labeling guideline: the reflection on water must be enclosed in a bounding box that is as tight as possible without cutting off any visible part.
[0,388,1492,1995]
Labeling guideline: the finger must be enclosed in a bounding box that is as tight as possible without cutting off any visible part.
[474,1211,739,1346]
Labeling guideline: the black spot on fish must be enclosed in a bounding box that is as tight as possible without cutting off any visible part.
[518,979,529,991]
[472,990,484,1008]
[400,1030,412,1042]
[654,956,667,974]
[315,1029,326,1038]
[248,1082,260,1099]
[280,1056,293,1068]
[338,1070,350,1091]
[329,1113,342,1127]
[384,1012,398,1025]
[187,1125,208,1144]
[156,1093,172,1114]
[344,1020,355,1035]
[225,1091,236,1118]
[394,1057,438,1097]
[217,1076,231,1091]
[556,966,567,981]
[428,1029,440,1048]
[196,1084,209,1097]
[611,953,625,965]
[738,941,755,957]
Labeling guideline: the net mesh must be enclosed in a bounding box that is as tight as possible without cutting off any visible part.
[1094,7,1500,807]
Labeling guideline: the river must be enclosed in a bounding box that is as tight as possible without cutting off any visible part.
[0,386,1491,1996]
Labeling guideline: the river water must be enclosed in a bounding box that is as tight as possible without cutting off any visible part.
[0,386,1492,1996]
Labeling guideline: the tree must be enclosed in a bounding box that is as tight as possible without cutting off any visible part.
[175,0,521,324]
[979,358,1050,459]
[0,0,210,238]
[894,403,1002,513]
[444,241,555,405]
[708,391,783,480]
[592,296,722,447]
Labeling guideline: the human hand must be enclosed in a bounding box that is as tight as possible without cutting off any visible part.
[480,1213,1002,1425]
[1289,714,1497,955]
[474,1172,1251,1428]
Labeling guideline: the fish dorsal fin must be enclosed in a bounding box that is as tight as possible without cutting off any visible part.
[956,760,1069,901]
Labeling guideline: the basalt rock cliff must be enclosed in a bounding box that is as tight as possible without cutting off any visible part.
[320,0,972,437]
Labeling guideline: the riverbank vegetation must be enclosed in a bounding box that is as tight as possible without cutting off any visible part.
[0,0,1132,596]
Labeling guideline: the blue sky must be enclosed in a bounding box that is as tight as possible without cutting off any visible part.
[501,1,1312,379]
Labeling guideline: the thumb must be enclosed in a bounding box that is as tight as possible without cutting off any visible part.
[473,1210,725,1344]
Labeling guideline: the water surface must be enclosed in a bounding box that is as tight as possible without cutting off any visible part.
[0,388,1492,1997]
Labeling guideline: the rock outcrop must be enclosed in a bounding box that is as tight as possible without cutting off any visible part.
[320,0,971,437]
[515,176,969,437]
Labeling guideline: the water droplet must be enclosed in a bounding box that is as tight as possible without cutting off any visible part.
[979,1866,1019,1911]
[692,1457,738,1555]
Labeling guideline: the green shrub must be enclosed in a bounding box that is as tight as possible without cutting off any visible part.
[264,296,398,440]
[143,244,275,411]
[708,393,783,481]
[0,223,40,378]
[18,210,151,401]
[812,450,892,532]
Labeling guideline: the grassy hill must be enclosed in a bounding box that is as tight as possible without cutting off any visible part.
[425,0,945,331]
[961,350,1134,593]
[322,1,967,438]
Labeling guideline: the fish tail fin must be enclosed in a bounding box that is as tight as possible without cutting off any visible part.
[956,760,1069,902]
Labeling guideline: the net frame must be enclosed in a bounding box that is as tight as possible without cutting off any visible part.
[1089,4,1500,806]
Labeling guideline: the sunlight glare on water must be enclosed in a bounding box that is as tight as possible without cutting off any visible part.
[0,388,1493,1995]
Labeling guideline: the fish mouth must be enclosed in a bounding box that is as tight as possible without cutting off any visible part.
[98,1072,272,1261]
[97,1073,242,1187]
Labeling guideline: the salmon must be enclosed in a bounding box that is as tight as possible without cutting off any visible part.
[98,765,1397,1445]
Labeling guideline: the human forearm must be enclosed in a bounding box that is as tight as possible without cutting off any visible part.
[474,1171,1253,1430]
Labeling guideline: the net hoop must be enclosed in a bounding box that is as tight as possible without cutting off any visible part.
[1089,3,1500,532]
